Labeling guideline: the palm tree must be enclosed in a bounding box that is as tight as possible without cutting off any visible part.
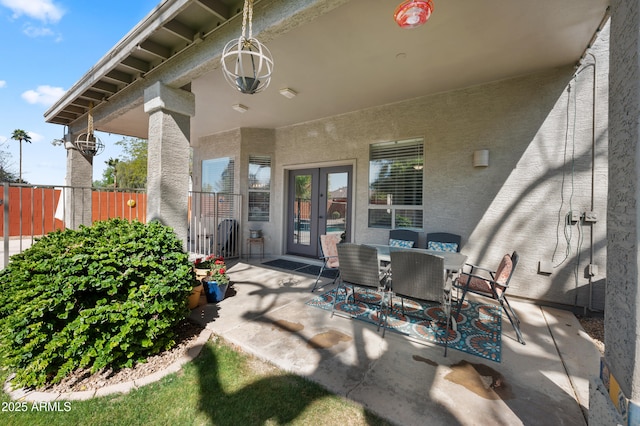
[106,157,120,188]
[10,129,31,183]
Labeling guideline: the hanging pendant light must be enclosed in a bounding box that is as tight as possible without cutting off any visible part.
[73,102,104,158]
[394,0,433,29]
[222,0,274,94]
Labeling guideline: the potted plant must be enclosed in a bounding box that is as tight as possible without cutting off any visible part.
[194,254,216,280]
[188,278,204,309]
[202,256,230,303]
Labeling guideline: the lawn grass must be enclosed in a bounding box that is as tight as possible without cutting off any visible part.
[0,336,392,426]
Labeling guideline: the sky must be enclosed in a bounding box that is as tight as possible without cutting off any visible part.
[0,0,160,185]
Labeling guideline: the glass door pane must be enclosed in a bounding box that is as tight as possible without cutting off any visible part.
[320,168,351,241]
[287,169,318,257]
[294,174,312,245]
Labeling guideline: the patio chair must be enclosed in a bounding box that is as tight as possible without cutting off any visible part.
[426,232,462,252]
[311,234,341,292]
[332,244,391,331]
[453,251,524,344]
[216,219,239,257]
[386,250,453,356]
[389,229,420,248]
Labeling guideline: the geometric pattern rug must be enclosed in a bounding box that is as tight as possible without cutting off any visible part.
[306,286,502,362]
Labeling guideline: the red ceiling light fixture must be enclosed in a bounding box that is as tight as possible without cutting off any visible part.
[394,0,434,29]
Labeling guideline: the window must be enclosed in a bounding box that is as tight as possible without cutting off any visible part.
[368,138,424,228]
[248,155,271,221]
[202,157,235,193]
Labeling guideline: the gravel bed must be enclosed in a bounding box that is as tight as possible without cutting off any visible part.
[577,316,604,356]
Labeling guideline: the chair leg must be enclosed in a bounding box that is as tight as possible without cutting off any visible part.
[311,262,327,292]
[376,295,383,334]
[500,296,525,345]
[330,277,344,318]
[381,292,392,337]
[443,291,453,357]
[331,270,340,287]
[454,288,469,321]
[444,307,450,357]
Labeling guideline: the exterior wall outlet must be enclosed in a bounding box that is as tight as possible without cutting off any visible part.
[568,211,581,223]
[539,260,553,274]
[584,211,598,222]
[588,264,598,276]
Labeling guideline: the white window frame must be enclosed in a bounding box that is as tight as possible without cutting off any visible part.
[368,138,424,229]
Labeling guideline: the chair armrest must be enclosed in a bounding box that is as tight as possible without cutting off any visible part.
[455,271,511,289]
[454,271,496,286]
[462,262,495,274]
[320,255,338,260]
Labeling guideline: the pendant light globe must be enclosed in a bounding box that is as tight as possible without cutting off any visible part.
[222,36,274,94]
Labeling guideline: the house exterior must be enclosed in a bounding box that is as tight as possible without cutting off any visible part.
[44,1,640,422]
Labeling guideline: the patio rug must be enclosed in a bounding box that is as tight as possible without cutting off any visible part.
[262,259,340,279]
[306,287,502,362]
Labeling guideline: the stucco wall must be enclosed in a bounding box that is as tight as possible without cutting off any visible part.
[193,128,278,250]
[607,0,640,402]
[270,62,608,307]
[194,35,609,309]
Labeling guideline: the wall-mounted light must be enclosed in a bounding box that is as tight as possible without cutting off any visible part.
[279,88,297,99]
[473,149,489,167]
[232,104,249,113]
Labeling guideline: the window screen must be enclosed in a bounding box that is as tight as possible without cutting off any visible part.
[368,138,424,228]
[248,155,271,221]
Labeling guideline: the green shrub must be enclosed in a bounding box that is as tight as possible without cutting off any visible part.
[0,218,194,388]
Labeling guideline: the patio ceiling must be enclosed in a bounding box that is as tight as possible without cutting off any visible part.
[45,0,610,139]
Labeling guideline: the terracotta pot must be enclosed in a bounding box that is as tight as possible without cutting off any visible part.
[188,284,204,309]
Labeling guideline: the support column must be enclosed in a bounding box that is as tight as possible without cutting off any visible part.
[64,134,93,230]
[144,82,195,250]
[591,1,640,424]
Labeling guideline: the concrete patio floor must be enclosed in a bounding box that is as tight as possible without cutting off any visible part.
[189,257,602,426]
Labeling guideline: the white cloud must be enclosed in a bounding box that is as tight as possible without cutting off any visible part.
[22,85,65,106]
[0,0,65,23]
[0,135,7,143]
[23,25,55,38]
[0,80,6,88]
[27,131,43,143]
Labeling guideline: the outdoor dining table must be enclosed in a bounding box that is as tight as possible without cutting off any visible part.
[365,244,468,272]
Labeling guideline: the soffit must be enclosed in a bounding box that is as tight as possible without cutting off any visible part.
[45,0,610,139]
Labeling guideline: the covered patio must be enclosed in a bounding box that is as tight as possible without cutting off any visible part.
[190,256,601,425]
[44,0,640,423]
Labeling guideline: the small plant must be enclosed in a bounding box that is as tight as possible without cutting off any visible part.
[0,218,194,388]
[208,257,230,286]
[193,254,218,271]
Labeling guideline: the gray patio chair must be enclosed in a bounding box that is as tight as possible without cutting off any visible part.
[453,251,524,344]
[386,250,453,356]
[425,232,462,252]
[311,234,341,292]
[331,243,391,331]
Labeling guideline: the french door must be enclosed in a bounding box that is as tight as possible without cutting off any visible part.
[287,166,352,257]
